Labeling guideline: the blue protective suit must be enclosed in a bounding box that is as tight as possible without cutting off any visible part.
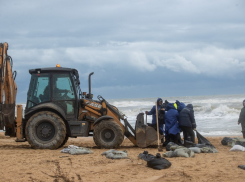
[147,98,164,134]
[175,100,186,113]
[165,103,180,139]
[179,104,196,128]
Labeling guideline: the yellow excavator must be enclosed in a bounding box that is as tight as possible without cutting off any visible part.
[0,42,160,149]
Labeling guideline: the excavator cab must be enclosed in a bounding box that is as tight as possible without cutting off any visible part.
[25,67,79,120]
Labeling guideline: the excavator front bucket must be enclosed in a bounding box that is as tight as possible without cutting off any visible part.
[135,113,162,148]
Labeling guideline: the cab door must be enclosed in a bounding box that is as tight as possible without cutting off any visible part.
[51,73,77,120]
[26,73,51,109]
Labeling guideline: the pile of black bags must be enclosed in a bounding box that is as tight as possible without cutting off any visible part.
[221,137,245,147]
[221,137,234,145]
[165,131,218,153]
[138,151,171,170]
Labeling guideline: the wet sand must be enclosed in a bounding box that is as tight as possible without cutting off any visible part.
[0,132,244,182]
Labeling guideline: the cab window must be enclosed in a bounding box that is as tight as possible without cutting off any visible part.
[52,74,75,100]
[27,73,50,109]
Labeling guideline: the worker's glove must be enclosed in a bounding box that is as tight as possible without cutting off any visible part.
[145,111,148,115]
[193,128,196,131]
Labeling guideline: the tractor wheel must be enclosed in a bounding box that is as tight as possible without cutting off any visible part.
[93,119,124,149]
[25,111,66,149]
[59,134,69,148]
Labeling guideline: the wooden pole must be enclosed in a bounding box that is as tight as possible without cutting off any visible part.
[156,102,163,151]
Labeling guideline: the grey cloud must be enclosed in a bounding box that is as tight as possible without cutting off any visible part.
[1,0,245,101]
[155,55,201,74]
[10,42,245,77]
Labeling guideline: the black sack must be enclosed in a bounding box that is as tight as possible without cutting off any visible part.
[221,137,233,145]
[238,165,245,170]
[138,151,155,162]
[235,141,245,147]
[196,131,215,149]
[147,153,171,170]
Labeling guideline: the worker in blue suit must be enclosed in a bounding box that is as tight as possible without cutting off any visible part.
[145,98,164,135]
[164,103,180,144]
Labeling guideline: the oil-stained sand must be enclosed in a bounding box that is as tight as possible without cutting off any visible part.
[0,132,244,182]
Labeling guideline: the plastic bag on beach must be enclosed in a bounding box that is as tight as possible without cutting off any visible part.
[173,148,195,158]
[61,145,80,153]
[238,165,245,170]
[68,145,79,149]
[229,145,245,152]
[227,138,245,147]
[101,149,128,159]
[60,148,70,153]
[166,142,179,151]
[61,145,93,155]
[163,151,174,158]
[201,147,217,153]
[195,144,207,148]
[196,131,216,150]
[235,141,245,147]
[147,153,171,170]
[69,147,93,155]
[170,145,185,151]
[189,147,201,153]
[163,148,194,158]
[221,137,233,145]
[138,151,155,161]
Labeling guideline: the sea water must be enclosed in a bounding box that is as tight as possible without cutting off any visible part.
[108,94,245,136]
[2,94,244,136]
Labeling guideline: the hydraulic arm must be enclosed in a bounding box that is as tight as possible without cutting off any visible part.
[0,42,18,136]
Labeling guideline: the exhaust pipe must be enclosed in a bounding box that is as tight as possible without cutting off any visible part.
[88,72,94,99]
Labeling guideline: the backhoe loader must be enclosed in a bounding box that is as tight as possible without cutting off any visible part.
[0,42,160,149]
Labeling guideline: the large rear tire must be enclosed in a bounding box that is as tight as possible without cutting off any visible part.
[25,111,66,149]
[93,119,124,149]
[59,134,69,148]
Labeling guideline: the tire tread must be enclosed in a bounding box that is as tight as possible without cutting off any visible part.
[93,119,124,149]
[25,111,66,149]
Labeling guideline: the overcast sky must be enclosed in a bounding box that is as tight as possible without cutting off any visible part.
[1,0,245,102]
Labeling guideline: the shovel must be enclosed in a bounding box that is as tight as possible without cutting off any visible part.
[156,102,163,152]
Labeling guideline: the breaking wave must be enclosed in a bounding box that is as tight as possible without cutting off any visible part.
[110,95,245,136]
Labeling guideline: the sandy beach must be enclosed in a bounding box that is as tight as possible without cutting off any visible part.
[0,132,244,182]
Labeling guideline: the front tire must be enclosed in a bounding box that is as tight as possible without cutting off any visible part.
[93,119,124,149]
[25,111,66,149]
